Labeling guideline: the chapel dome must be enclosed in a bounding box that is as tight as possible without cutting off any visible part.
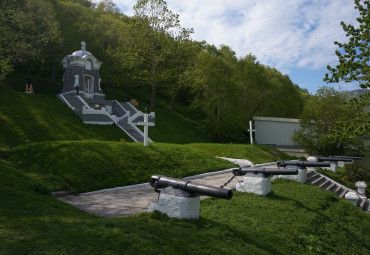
[71,50,92,57]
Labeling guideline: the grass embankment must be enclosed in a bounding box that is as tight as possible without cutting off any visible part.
[186,143,294,164]
[1,141,234,193]
[0,90,129,148]
[137,106,214,144]
[1,161,369,254]
[0,89,214,148]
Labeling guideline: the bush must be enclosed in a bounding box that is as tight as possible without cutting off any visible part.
[343,164,370,183]
[30,181,52,195]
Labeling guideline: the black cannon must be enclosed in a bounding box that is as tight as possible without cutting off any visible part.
[317,157,353,162]
[331,155,363,160]
[232,167,298,177]
[150,175,232,200]
[277,161,330,168]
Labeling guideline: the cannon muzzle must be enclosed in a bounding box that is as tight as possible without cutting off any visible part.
[232,167,298,176]
[150,175,232,200]
[331,155,363,160]
[277,161,330,168]
[317,157,352,162]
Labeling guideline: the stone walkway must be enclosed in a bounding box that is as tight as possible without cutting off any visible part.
[58,160,276,218]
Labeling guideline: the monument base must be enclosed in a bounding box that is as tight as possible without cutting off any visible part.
[148,187,200,219]
[235,176,271,196]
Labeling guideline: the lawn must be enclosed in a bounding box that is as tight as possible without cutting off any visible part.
[0,161,369,254]
[186,143,294,164]
[0,141,235,193]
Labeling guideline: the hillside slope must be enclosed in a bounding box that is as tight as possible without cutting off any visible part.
[0,87,213,148]
[1,141,234,193]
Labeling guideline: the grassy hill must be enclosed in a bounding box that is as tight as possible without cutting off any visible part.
[0,141,234,193]
[0,86,213,148]
[0,161,369,254]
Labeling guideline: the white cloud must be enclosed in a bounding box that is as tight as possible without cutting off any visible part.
[111,0,358,73]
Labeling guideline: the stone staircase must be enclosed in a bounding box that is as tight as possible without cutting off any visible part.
[306,170,370,213]
[116,117,146,142]
[58,93,152,143]
[58,93,84,117]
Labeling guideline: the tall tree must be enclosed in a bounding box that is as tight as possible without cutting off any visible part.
[111,0,192,107]
[324,0,369,89]
[292,86,369,155]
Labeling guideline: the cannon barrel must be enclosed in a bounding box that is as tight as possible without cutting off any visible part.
[331,155,363,160]
[232,167,298,176]
[277,161,330,168]
[150,175,232,200]
[317,157,352,162]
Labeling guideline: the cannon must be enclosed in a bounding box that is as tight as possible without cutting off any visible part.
[233,167,298,177]
[308,156,353,173]
[150,175,232,200]
[317,157,353,162]
[233,167,299,196]
[331,155,363,160]
[276,161,331,182]
[148,175,232,219]
[277,161,330,168]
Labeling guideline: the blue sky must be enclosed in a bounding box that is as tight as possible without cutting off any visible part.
[109,0,360,93]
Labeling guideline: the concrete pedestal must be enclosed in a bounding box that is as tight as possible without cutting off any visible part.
[338,160,353,168]
[322,161,338,173]
[148,187,200,219]
[344,192,359,206]
[355,181,367,196]
[307,156,318,172]
[277,168,307,183]
[235,175,271,196]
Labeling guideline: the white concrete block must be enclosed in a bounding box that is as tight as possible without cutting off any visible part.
[345,192,359,206]
[236,176,271,196]
[322,161,338,173]
[307,157,318,172]
[148,188,200,219]
[355,181,367,196]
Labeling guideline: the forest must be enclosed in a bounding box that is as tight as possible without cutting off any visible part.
[0,0,308,142]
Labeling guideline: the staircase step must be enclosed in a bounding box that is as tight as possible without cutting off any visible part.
[307,173,320,183]
[359,198,367,209]
[327,183,338,192]
[311,176,326,186]
[334,186,343,195]
[306,171,316,178]
[339,189,348,198]
[320,180,332,189]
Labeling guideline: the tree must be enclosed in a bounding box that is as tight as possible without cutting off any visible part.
[188,45,242,141]
[292,86,369,156]
[0,0,62,82]
[324,0,369,89]
[111,0,192,107]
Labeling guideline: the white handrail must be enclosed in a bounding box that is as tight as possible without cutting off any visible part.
[58,94,74,109]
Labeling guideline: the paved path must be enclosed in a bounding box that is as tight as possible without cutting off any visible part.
[58,161,276,218]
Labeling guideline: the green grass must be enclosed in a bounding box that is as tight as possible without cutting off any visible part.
[1,161,369,254]
[137,106,214,144]
[186,143,294,164]
[1,141,235,193]
[0,89,130,148]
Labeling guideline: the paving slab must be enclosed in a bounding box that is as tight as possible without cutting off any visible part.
[58,161,277,218]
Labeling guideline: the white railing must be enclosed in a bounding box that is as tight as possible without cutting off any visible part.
[58,94,74,110]
[76,95,90,108]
